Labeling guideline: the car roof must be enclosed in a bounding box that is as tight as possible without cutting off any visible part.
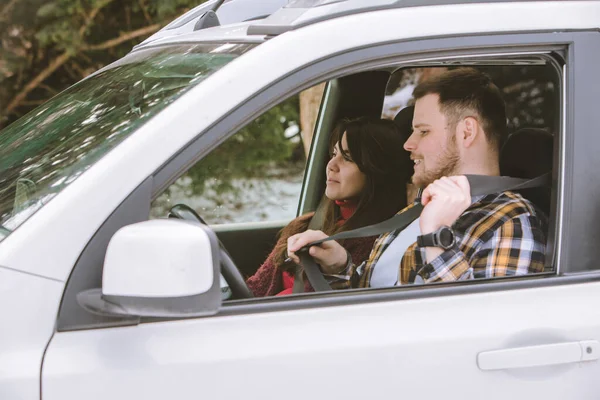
[133,21,265,51]
[134,0,285,50]
[247,0,593,36]
[134,0,594,51]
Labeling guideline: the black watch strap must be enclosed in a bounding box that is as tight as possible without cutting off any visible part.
[417,232,437,248]
[417,226,455,250]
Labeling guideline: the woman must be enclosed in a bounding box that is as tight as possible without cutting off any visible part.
[247,116,412,296]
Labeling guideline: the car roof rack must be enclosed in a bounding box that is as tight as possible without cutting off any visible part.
[247,0,581,36]
[134,0,289,50]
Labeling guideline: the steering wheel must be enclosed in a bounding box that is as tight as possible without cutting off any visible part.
[168,204,254,299]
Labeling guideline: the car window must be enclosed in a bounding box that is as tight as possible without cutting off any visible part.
[232,60,561,300]
[150,84,325,224]
[383,65,559,133]
[0,42,255,243]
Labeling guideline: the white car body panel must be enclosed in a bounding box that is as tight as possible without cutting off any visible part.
[0,268,63,400]
[43,282,600,399]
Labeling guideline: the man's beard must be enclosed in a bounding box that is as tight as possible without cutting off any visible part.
[412,138,460,188]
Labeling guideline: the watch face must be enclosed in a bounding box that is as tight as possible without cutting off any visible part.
[438,227,454,248]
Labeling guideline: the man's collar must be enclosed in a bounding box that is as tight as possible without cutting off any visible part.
[414,187,424,204]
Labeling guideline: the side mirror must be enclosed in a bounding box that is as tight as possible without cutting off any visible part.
[78,219,221,318]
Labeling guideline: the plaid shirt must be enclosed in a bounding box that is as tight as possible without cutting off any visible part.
[329,191,547,289]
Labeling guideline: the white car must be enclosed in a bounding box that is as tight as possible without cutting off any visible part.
[1,0,600,399]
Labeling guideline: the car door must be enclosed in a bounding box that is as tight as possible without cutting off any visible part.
[42,6,600,400]
[42,281,600,400]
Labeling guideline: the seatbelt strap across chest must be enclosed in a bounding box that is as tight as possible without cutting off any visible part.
[298,173,550,292]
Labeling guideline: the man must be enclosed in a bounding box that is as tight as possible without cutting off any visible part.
[287,68,547,288]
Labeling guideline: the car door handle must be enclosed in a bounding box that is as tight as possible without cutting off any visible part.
[477,340,600,371]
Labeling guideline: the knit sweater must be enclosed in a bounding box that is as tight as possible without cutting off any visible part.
[246,213,377,297]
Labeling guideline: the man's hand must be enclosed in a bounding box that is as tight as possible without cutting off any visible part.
[420,176,471,235]
[287,230,348,274]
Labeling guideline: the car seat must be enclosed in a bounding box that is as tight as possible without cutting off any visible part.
[393,105,414,140]
[499,128,553,216]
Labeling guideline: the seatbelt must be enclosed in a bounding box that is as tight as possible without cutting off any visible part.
[297,173,551,292]
[292,196,329,293]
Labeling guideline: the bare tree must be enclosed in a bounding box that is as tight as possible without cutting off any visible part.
[298,82,326,158]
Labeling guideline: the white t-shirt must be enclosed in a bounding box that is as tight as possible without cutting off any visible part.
[369,217,421,288]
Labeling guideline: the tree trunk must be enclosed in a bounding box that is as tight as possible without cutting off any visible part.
[299,82,326,159]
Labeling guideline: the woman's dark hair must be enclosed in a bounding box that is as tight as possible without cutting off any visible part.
[273,116,412,269]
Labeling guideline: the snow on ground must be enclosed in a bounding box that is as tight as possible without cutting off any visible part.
[151,170,304,224]
[382,83,415,120]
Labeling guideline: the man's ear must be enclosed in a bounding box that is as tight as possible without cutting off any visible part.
[460,116,479,148]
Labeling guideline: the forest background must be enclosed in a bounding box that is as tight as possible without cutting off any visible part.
[0,0,215,129]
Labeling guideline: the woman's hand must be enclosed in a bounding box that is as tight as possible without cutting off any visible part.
[287,230,348,274]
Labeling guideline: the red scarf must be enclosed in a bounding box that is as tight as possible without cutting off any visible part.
[334,199,358,223]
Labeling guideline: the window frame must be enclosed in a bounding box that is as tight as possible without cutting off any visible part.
[58,30,599,331]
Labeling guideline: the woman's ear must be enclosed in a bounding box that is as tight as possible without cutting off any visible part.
[460,116,479,148]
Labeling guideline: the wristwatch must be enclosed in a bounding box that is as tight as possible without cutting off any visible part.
[417,226,456,250]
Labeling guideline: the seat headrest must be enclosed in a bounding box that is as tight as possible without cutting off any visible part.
[500,128,553,179]
[393,105,414,141]
[500,128,553,217]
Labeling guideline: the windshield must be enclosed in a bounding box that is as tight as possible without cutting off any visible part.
[0,42,255,243]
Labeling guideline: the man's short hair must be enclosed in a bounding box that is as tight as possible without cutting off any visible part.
[412,68,507,151]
